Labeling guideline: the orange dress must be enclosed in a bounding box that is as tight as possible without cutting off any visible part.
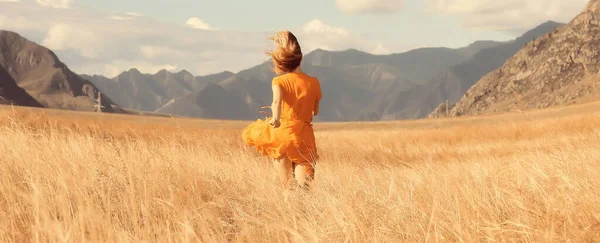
[242,72,322,178]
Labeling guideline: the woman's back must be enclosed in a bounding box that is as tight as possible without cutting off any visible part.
[243,30,320,190]
[272,72,322,123]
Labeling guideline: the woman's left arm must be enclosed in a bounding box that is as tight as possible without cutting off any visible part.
[270,84,282,128]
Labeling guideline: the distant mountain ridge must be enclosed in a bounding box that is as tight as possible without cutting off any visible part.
[166,46,475,121]
[83,20,562,121]
[0,16,574,121]
[81,69,235,113]
[87,39,507,121]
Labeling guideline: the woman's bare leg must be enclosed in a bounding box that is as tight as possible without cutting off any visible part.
[273,157,294,189]
[294,164,312,190]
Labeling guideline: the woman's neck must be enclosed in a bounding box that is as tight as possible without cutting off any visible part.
[290,67,303,74]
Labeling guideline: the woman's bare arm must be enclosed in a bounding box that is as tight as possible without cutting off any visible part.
[271,84,282,121]
[314,80,322,116]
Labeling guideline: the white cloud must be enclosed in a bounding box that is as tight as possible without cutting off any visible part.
[297,19,352,52]
[186,17,214,30]
[139,45,189,59]
[336,0,403,14]
[36,0,71,9]
[0,12,44,32]
[0,0,20,2]
[0,2,269,76]
[108,15,132,21]
[302,19,350,36]
[108,12,142,21]
[125,12,142,17]
[295,19,410,55]
[42,24,102,59]
[426,0,588,32]
[371,42,389,55]
[139,45,162,59]
[0,3,407,78]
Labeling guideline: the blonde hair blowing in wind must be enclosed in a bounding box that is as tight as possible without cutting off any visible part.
[267,31,303,75]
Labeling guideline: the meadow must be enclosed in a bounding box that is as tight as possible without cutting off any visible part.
[1,102,600,242]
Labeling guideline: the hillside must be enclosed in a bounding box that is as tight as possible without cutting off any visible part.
[157,82,254,120]
[401,21,564,119]
[302,46,479,83]
[82,69,235,112]
[456,40,505,57]
[83,69,170,112]
[430,0,600,118]
[0,30,116,112]
[0,64,42,107]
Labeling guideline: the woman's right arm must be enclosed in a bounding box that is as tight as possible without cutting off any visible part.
[313,79,322,116]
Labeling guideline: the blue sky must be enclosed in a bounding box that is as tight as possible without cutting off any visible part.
[0,0,589,77]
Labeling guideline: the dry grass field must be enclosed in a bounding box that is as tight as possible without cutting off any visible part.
[1,102,600,242]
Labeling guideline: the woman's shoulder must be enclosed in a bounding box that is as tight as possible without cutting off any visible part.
[301,73,320,84]
[272,74,287,85]
[304,73,318,80]
[293,72,319,82]
[273,72,319,84]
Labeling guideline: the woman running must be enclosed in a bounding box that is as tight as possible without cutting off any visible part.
[242,30,322,190]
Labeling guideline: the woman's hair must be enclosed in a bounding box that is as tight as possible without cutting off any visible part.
[267,30,303,75]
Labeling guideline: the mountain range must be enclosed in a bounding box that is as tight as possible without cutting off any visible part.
[2,0,598,122]
[81,21,561,121]
[80,69,234,113]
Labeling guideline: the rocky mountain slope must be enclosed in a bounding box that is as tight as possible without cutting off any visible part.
[0,30,116,112]
[157,82,254,120]
[430,0,600,118]
[402,21,564,119]
[0,64,42,107]
[302,45,493,83]
[82,69,234,112]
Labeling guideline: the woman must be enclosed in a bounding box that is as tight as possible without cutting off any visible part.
[242,30,322,190]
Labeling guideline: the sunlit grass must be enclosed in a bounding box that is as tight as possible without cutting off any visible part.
[1,104,600,242]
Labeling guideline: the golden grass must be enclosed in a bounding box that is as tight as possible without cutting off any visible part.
[1,104,600,242]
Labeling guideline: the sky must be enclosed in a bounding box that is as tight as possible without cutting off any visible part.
[0,0,589,78]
